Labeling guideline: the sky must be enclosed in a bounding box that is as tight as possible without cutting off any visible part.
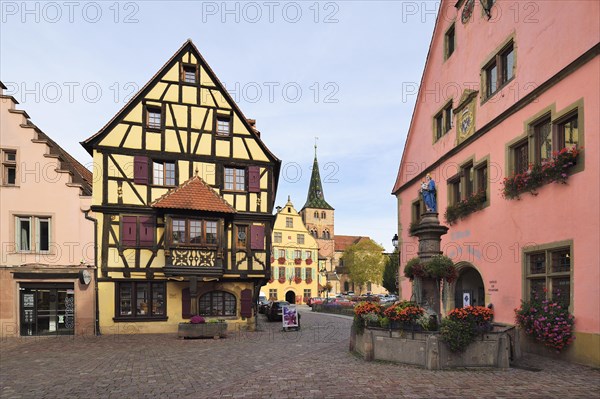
[0,0,438,252]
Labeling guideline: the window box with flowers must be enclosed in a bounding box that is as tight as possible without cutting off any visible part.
[294,258,302,265]
[277,257,286,265]
[305,258,313,265]
[502,147,581,200]
[278,276,286,284]
[294,276,302,284]
[270,256,275,264]
[268,278,274,284]
[515,291,574,353]
[444,190,486,225]
[305,277,313,284]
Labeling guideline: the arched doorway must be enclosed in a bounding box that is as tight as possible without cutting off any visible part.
[453,266,485,308]
[285,290,296,304]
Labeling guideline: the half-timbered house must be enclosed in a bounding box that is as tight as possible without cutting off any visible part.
[82,40,280,333]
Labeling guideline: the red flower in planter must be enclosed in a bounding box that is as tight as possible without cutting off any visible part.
[270,256,275,264]
[305,258,313,265]
[305,278,313,284]
[294,276,302,284]
[278,257,286,265]
[294,258,302,265]
[268,278,274,284]
[278,277,286,284]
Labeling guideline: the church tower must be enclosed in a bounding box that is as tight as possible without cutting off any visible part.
[299,145,335,272]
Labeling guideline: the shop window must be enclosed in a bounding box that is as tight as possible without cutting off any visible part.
[116,281,165,319]
[199,291,236,316]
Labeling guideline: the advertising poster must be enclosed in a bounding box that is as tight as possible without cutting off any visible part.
[282,305,298,328]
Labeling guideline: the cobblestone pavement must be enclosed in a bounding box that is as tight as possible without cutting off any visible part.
[1,308,599,399]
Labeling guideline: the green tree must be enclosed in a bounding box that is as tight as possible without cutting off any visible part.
[342,239,386,294]
[382,249,399,294]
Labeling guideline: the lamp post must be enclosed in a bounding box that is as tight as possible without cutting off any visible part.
[319,266,328,301]
[392,234,400,297]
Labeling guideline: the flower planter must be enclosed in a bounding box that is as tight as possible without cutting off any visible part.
[178,322,227,339]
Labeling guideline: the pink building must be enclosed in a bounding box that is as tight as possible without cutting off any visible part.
[392,0,599,366]
[0,82,96,337]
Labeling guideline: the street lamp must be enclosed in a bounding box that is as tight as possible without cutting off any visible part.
[392,234,398,249]
[319,266,329,301]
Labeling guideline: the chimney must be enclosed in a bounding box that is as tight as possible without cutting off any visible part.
[247,119,260,137]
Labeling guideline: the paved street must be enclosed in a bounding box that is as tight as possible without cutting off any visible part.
[1,308,599,399]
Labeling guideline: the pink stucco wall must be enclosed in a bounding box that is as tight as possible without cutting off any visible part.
[0,89,95,336]
[394,0,599,336]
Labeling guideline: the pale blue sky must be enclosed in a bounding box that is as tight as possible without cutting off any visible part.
[1,0,437,251]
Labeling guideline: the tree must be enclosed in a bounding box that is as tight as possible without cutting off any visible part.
[382,249,399,294]
[342,239,385,294]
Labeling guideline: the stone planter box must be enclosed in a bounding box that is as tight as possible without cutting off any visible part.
[178,322,227,339]
[350,324,517,370]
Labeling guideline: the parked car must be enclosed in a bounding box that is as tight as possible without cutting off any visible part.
[266,301,290,321]
[307,297,326,307]
[258,297,270,314]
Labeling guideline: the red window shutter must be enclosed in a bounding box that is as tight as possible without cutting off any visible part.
[134,156,149,184]
[250,225,265,250]
[122,216,137,246]
[182,288,191,319]
[240,289,252,318]
[139,217,155,247]
[248,166,260,193]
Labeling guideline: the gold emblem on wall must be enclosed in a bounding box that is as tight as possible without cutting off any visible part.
[455,89,478,144]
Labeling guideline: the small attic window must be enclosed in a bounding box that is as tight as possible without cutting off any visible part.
[216,115,231,136]
[182,64,197,84]
[288,207,291,213]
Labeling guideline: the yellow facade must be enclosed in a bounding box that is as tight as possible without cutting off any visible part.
[83,40,280,333]
[262,198,320,303]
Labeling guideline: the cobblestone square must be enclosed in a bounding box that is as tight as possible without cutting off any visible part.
[1,309,599,398]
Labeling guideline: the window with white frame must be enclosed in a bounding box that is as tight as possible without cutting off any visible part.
[15,216,50,252]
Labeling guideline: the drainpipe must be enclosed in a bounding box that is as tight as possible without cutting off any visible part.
[84,210,100,336]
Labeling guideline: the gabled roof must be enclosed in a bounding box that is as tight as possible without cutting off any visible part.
[80,40,280,168]
[302,152,334,211]
[334,235,371,252]
[151,175,236,213]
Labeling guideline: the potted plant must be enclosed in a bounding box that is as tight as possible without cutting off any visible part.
[294,258,302,265]
[178,315,227,339]
[294,276,302,284]
[305,277,313,284]
[383,301,425,330]
[305,258,313,265]
[278,257,286,265]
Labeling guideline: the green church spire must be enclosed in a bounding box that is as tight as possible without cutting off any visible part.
[302,145,334,210]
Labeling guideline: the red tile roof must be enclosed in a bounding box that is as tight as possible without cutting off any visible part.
[151,175,236,213]
[334,235,371,252]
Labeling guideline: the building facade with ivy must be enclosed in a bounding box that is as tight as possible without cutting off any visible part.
[392,0,598,366]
